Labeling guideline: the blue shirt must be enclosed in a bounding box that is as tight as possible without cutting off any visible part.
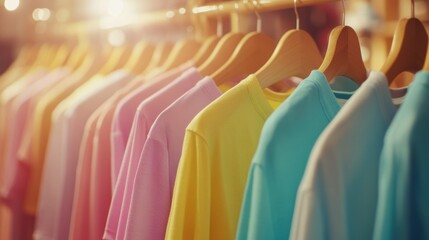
[290,71,399,240]
[236,70,356,239]
[374,71,429,240]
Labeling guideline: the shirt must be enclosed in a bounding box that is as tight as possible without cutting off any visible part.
[124,77,222,240]
[165,75,294,240]
[68,107,102,240]
[374,71,429,240]
[290,72,399,240]
[0,69,47,192]
[115,68,202,240]
[1,68,70,240]
[236,71,357,240]
[3,68,70,201]
[70,78,143,240]
[25,57,104,214]
[104,64,191,240]
[34,70,133,240]
[110,63,192,184]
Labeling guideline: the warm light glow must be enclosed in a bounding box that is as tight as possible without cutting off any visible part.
[178,7,186,15]
[108,30,126,46]
[107,0,124,17]
[56,8,70,22]
[166,10,175,18]
[192,5,217,14]
[32,8,51,21]
[4,0,20,11]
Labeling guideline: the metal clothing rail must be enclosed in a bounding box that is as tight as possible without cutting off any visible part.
[191,0,341,17]
[51,8,190,35]
[52,0,340,35]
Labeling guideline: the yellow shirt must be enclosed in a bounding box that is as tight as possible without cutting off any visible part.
[166,75,294,240]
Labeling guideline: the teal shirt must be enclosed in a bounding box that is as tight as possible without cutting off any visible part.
[374,71,429,240]
[236,70,356,239]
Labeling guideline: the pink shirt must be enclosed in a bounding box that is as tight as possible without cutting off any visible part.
[124,77,222,240]
[104,65,192,240]
[0,69,47,195]
[110,63,192,185]
[34,70,133,240]
[115,68,203,240]
[85,79,143,240]
[3,68,70,201]
[1,68,69,240]
[68,107,102,240]
[69,77,143,240]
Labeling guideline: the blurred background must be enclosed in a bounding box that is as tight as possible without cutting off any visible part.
[0,0,428,75]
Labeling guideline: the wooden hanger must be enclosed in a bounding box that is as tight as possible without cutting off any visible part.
[98,44,133,75]
[256,0,322,88]
[17,44,41,69]
[380,18,428,83]
[65,37,90,71]
[198,32,245,76]
[49,43,72,69]
[256,30,322,88]
[211,32,275,85]
[141,42,173,75]
[156,42,174,68]
[8,45,34,70]
[161,39,202,71]
[30,44,54,70]
[123,41,156,74]
[318,25,367,85]
[192,35,221,67]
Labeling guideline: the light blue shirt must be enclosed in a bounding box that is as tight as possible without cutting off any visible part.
[236,70,357,240]
[374,71,429,240]
[290,71,399,240]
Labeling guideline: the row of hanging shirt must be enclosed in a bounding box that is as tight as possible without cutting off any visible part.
[0,10,428,240]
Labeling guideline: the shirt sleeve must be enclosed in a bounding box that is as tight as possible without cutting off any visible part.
[236,163,275,240]
[124,138,170,240]
[290,188,325,240]
[373,141,399,240]
[165,130,211,240]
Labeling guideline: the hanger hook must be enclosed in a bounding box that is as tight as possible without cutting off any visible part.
[254,0,262,32]
[342,0,345,25]
[294,0,300,30]
[244,0,262,32]
[411,0,415,18]
[216,15,223,37]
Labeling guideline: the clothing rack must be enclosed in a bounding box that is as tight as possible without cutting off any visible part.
[52,0,341,36]
[49,8,190,36]
[191,0,340,16]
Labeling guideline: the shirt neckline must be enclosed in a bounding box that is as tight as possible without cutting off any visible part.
[198,76,223,100]
[307,70,347,120]
[363,71,398,124]
[245,75,294,120]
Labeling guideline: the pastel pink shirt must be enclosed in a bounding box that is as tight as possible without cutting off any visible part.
[34,70,133,240]
[68,107,102,240]
[124,77,222,240]
[69,76,142,240]
[3,68,70,201]
[104,64,192,240]
[110,63,192,185]
[0,69,47,194]
[0,69,63,240]
[0,69,47,240]
[86,79,143,240]
[115,68,203,240]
